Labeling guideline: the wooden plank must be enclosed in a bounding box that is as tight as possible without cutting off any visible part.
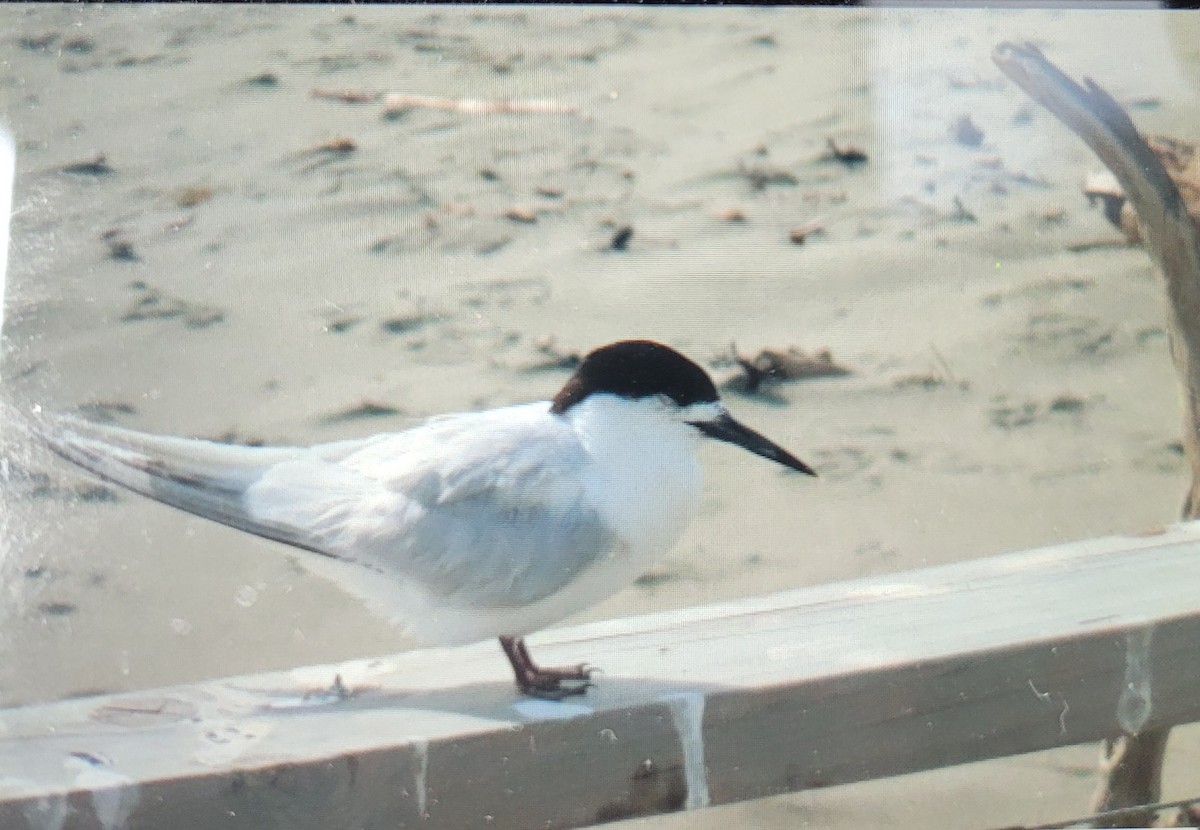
[5,522,1200,829]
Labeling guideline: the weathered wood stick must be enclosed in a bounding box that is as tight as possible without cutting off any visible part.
[310,88,383,104]
[309,89,581,116]
[382,94,581,117]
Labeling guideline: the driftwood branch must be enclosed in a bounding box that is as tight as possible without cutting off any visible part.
[993,42,1200,517]
[993,42,1200,827]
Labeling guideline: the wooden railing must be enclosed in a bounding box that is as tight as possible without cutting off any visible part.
[4,522,1200,829]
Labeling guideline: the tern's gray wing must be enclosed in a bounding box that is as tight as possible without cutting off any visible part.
[243,405,616,608]
[45,407,615,610]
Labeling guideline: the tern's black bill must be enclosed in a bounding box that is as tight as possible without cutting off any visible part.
[690,413,817,476]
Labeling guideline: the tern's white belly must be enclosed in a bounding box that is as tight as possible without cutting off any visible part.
[401,537,664,644]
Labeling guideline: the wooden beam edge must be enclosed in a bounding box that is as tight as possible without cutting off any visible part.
[4,522,1200,829]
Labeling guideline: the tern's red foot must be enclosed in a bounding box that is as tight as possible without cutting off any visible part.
[499,635,596,699]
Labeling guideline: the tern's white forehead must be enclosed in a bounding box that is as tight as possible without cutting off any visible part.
[569,393,723,421]
[677,400,725,423]
[560,394,725,435]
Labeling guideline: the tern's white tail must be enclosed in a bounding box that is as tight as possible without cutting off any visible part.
[42,416,321,551]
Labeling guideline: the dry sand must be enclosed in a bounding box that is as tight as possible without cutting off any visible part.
[3,5,1200,828]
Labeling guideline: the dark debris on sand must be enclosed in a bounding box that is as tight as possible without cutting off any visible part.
[723,343,851,395]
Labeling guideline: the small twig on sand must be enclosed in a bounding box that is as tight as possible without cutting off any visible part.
[824,138,869,166]
[523,336,581,372]
[929,343,957,385]
[382,94,581,118]
[949,196,978,223]
[310,88,383,104]
[305,137,357,156]
[788,219,826,245]
[1066,238,1137,253]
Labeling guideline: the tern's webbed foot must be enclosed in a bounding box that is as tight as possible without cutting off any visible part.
[522,663,594,699]
[499,635,597,699]
[518,671,593,700]
[531,662,592,682]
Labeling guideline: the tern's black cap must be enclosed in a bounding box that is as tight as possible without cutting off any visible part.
[550,340,720,415]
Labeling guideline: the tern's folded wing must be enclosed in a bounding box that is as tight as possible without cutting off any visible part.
[45,407,616,611]
[244,406,617,609]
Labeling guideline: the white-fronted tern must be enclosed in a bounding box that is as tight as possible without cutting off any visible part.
[43,339,815,698]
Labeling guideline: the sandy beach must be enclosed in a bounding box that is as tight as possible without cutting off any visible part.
[3,5,1200,828]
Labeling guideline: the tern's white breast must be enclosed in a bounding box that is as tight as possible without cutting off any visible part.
[567,394,704,560]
